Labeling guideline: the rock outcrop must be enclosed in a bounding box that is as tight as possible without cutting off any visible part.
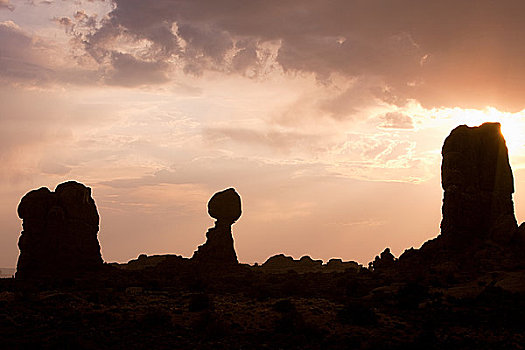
[259,254,360,274]
[370,248,395,271]
[192,188,241,265]
[392,123,524,278]
[440,122,517,245]
[16,181,103,279]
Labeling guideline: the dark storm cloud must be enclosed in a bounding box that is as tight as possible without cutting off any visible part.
[106,52,170,86]
[78,0,525,111]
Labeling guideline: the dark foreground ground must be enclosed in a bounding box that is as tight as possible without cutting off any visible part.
[1,255,525,350]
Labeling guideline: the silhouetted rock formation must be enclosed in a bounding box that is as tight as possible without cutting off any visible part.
[16,181,103,279]
[325,258,360,272]
[259,254,360,273]
[370,248,395,271]
[441,122,518,245]
[192,188,241,265]
[116,253,187,271]
[6,125,525,350]
[392,123,525,279]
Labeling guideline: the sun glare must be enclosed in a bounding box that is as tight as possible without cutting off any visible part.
[500,120,525,155]
[430,107,525,157]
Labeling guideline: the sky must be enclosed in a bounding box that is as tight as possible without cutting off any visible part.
[2,0,525,268]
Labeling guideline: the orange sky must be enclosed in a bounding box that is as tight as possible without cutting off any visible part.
[2,0,525,268]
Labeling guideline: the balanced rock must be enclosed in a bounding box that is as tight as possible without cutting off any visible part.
[441,122,517,245]
[208,188,242,224]
[192,188,241,265]
[16,181,103,279]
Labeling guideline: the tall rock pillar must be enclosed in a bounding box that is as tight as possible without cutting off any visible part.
[440,122,517,244]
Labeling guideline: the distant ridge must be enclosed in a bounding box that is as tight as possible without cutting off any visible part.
[0,268,15,278]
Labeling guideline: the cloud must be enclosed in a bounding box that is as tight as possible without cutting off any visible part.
[0,0,14,11]
[98,156,330,190]
[105,52,170,87]
[203,126,327,154]
[0,20,101,86]
[379,112,414,129]
[316,76,392,120]
[0,21,53,83]
[337,133,412,162]
[39,160,72,176]
[9,0,525,111]
[232,40,258,74]
[66,0,525,111]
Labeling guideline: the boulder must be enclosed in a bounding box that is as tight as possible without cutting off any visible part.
[261,254,296,269]
[16,181,103,279]
[207,188,242,224]
[260,254,332,273]
[325,258,360,272]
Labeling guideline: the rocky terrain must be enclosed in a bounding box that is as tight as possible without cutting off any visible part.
[1,122,525,349]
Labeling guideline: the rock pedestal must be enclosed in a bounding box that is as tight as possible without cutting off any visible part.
[441,122,517,245]
[16,181,103,279]
[192,188,241,265]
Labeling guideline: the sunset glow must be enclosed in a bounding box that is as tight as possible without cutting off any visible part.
[419,106,525,166]
[448,108,525,156]
[2,1,525,269]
